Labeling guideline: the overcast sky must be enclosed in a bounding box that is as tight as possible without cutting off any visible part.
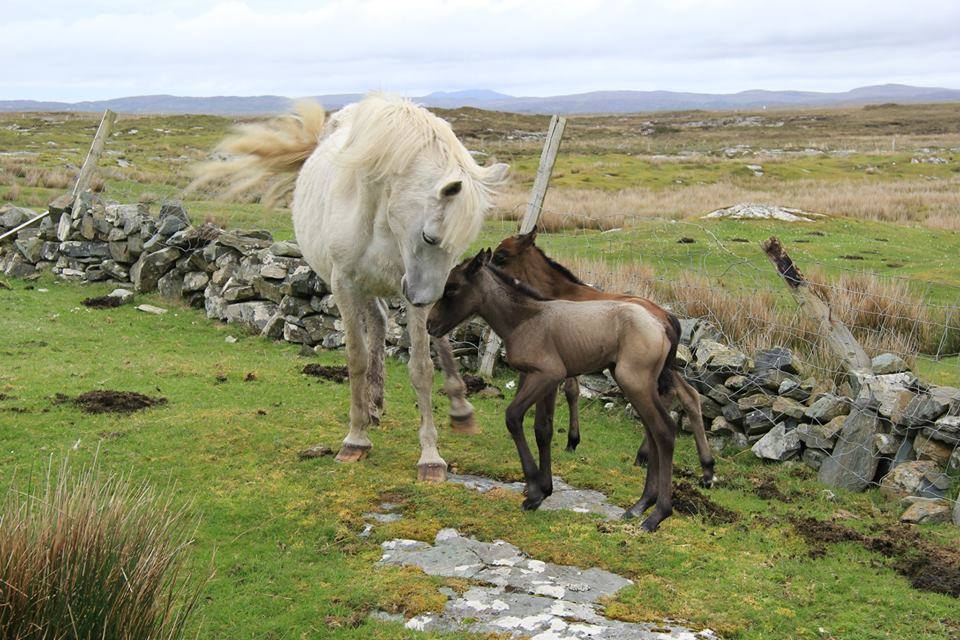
[5,0,960,101]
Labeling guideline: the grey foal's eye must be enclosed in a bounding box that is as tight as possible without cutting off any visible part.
[422,230,439,246]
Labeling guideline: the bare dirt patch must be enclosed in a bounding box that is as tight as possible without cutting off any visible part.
[754,477,792,502]
[792,517,960,598]
[72,390,167,414]
[672,481,739,525]
[302,364,349,383]
[81,295,123,308]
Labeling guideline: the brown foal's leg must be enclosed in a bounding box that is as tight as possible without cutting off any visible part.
[505,372,562,511]
[619,373,677,532]
[675,377,715,487]
[562,377,581,452]
[634,376,676,466]
[433,336,478,434]
[534,387,558,497]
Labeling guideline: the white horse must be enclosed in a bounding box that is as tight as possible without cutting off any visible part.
[192,94,508,481]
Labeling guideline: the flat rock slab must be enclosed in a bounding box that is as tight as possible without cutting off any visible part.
[382,529,715,640]
[448,473,626,520]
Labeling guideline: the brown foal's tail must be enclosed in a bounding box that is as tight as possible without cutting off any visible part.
[657,313,682,396]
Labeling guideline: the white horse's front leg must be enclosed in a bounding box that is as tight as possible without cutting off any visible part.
[434,336,478,435]
[407,305,447,482]
[333,284,373,462]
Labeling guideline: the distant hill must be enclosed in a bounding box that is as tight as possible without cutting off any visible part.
[3,84,959,115]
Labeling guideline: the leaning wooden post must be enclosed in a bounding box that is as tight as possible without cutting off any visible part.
[761,236,871,371]
[0,109,116,243]
[478,114,566,376]
[72,109,117,198]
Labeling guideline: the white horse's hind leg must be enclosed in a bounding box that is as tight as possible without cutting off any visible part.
[365,298,387,425]
[407,305,447,482]
[333,283,373,462]
[434,336,477,435]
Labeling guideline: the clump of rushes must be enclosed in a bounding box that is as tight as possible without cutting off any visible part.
[0,457,206,640]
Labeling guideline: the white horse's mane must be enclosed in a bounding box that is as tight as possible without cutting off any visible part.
[189,93,499,253]
[336,93,497,251]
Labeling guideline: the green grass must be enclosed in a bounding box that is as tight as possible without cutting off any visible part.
[2,276,958,639]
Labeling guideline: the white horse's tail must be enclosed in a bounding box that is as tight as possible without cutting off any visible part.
[187,100,326,207]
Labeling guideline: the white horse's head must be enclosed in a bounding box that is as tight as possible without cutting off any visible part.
[337,95,508,306]
[390,162,509,306]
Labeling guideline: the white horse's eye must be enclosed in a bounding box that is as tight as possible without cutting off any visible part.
[422,231,439,246]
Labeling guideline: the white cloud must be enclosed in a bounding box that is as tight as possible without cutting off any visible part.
[3,0,959,100]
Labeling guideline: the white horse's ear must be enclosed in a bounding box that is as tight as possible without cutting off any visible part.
[483,163,510,186]
[438,180,463,198]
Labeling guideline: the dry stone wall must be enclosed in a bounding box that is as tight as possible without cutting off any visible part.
[2,196,958,526]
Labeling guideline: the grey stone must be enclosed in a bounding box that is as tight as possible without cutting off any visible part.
[56,212,72,242]
[157,270,184,300]
[281,265,319,297]
[59,241,111,259]
[854,372,917,418]
[269,240,302,257]
[751,422,801,461]
[695,339,751,372]
[802,448,828,471]
[818,408,881,491]
[805,394,850,423]
[797,416,845,450]
[881,460,950,500]
[900,499,952,524]
[225,301,279,333]
[754,347,800,374]
[156,215,188,237]
[3,254,37,278]
[873,433,901,456]
[182,271,209,293]
[107,288,134,305]
[136,304,167,315]
[721,402,744,426]
[448,474,625,520]
[709,415,735,435]
[15,236,43,263]
[0,205,33,228]
[251,275,284,303]
[39,241,59,262]
[872,353,909,375]
[912,432,954,466]
[738,394,773,412]
[100,259,129,281]
[130,247,180,292]
[955,493,960,527]
[743,408,776,436]
[221,280,257,302]
[260,311,285,340]
[321,331,345,349]
[381,529,713,640]
[772,396,806,420]
[925,415,960,445]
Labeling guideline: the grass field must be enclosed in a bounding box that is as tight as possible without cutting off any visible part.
[2,102,960,638]
[2,276,959,639]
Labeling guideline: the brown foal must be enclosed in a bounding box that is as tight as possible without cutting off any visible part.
[428,250,682,532]
[491,230,715,486]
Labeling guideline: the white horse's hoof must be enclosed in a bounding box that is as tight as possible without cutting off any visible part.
[450,412,479,435]
[335,443,371,463]
[417,462,447,483]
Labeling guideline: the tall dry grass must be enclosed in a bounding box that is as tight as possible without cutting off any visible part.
[495,177,960,231]
[559,255,959,374]
[0,458,206,640]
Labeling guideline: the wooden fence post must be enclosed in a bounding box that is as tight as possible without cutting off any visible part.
[72,109,117,198]
[478,114,566,377]
[0,109,116,243]
[761,236,871,372]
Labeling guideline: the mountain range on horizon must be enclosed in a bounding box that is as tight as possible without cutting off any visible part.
[2,84,959,116]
